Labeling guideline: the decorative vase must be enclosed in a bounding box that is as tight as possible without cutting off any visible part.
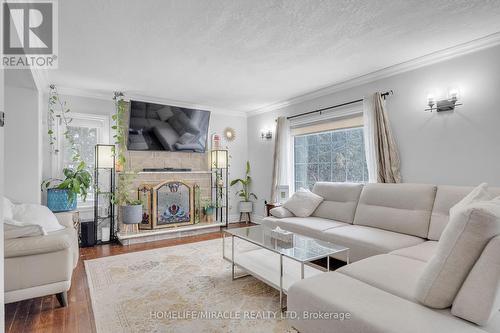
[47,189,77,212]
[239,201,253,213]
[121,204,143,225]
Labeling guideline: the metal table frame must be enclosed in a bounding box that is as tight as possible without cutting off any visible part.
[222,230,350,310]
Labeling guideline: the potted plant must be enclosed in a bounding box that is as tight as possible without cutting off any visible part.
[43,161,92,212]
[114,171,143,225]
[230,161,258,214]
[202,199,215,223]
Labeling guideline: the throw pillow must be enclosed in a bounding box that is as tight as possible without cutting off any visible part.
[449,182,492,216]
[282,188,324,218]
[3,196,14,220]
[451,235,500,325]
[415,195,500,308]
[4,221,45,239]
[12,204,64,233]
[270,206,295,218]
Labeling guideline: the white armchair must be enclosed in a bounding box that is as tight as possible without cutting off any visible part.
[4,212,79,306]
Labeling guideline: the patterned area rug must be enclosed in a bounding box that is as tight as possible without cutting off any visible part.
[85,239,296,332]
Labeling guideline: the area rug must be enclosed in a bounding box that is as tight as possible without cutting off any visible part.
[85,239,295,332]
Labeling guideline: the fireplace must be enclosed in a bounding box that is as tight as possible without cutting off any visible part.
[138,181,195,229]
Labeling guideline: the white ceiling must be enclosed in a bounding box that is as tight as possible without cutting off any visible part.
[49,0,500,113]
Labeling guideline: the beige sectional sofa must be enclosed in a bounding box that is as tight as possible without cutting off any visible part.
[4,212,79,306]
[261,182,500,333]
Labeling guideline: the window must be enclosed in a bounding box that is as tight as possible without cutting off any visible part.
[53,113,110,204]
[293,116,368,190]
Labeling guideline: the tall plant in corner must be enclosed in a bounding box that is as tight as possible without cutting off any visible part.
[42,85,92,212]
[230,161,258,215]
[112,92,142,226]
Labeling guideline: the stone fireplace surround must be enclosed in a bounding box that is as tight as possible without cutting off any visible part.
[116,150,223,245]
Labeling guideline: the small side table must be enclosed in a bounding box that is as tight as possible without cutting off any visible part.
[264,201,280,217]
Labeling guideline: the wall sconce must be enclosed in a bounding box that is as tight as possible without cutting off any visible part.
[425,88,462,112]
[260,129,273,140]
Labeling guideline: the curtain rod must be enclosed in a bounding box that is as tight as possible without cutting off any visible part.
[286,90,393,120]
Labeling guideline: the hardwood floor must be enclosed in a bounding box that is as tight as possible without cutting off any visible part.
[4,222,254,333]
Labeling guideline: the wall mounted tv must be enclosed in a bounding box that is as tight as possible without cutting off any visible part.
[127,100,211,153]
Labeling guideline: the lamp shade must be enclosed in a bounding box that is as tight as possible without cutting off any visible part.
[211,150,227,169]
[96,144,115,169]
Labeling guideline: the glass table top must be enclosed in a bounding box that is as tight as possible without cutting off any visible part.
[225,225,348,262]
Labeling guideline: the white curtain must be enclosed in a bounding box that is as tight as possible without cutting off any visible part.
[363,95,378,182]
[271,116,291,202]
[363,93,401,183]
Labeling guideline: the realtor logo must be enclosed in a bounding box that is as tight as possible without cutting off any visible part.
[2,0,58,68]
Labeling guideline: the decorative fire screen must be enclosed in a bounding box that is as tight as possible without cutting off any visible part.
[138,181,193,229]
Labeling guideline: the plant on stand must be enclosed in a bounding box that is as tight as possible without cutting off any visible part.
[202,199,216,223]
[230,161,257,223]
[112,92,142,232]
[42,85,92,212]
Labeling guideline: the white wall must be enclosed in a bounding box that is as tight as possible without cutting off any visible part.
[209,113,248,220]
[247,44,500,216]
[41,94,248,220]
[4,69,41,204]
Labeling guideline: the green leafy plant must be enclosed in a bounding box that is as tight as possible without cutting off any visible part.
[111,92,141,207]
[113,171,142,206]
[47,84,81,162]
[42,161,92,203]
[112,92,128,170]
[43,85,92,203]
[202,199,215,215]
[230,161,258,202]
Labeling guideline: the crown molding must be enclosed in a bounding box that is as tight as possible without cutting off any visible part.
[29,68,50,94]
[54,87,247,117]
[248,32,500,117]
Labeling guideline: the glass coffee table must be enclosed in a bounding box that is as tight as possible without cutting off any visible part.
[223,225,349,309]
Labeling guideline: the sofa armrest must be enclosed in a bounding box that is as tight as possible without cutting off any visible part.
[5,229,73,258]
[55,212,75,229]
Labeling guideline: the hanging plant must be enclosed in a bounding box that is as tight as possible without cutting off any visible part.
[47,84,80,162]
[43,85,92,210]
[112,92,128,170]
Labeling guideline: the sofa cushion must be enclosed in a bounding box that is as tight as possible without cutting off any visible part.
[416,201,500,309]
[311,182,363,223]
[390,241,438,262]
[5,226,74,258]
[354,183,436,238]
[288,271,488,333]
[260,216,348,240]
[282,188,324,217]
[4,222,45,239]
[338,254,426,301]
[323,225,425,262]
[269,206,294,218]
[452,235,500,325]
[429,185,500,241]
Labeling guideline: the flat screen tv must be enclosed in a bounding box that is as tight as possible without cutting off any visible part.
[127,100,210,153]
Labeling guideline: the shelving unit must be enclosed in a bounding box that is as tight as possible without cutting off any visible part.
[94,144,116,244]
[210,149,229,227]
